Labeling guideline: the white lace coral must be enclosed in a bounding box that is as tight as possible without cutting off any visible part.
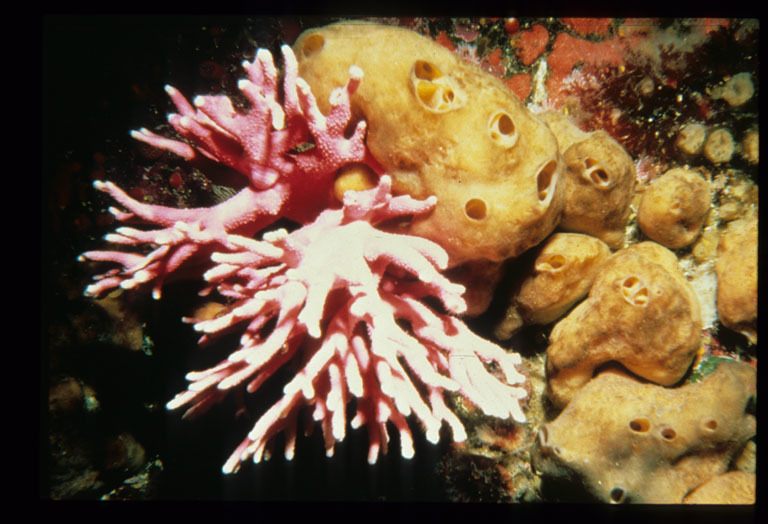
[166,176,528,472]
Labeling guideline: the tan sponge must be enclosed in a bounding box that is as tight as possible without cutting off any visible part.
[496,233,610,338]
[294,22,565,266]
[716,215,758,343]
[536,359,756,503]
[638,167,711,249]
[545,242,702,407]
[540,110,636,249]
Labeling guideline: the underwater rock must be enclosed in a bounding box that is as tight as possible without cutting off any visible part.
[294,21,566,266]
[715,215,757,344]
[638,167,712,249]
[103,433,147,476]
[545,242,702,408]
[539,110,636,249]
[535,359,756,504]
[682,471,756,504]
[495,233,610,339]
[49,376,88,418]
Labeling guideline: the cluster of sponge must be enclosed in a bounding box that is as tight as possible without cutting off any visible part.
[544,242,702,407]
[291,22,755,504]
[294,22,644,315]
[535,359,756,503]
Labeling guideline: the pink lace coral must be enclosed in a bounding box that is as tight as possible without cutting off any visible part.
[168,176,527,471]
[80,45,375,299]
[80,44,528,473]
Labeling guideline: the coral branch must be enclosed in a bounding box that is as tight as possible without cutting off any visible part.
[82,42,529,473]
[80,183,288,299]
[166,176,528,472]
[82,45,369,299]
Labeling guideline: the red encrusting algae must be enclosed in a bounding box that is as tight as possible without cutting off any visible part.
[514,24,549,67]
[505,74,532,101]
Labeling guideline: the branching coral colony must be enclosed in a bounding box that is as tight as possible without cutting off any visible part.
[80,44,528,472]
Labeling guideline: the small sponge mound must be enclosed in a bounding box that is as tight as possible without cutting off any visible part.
[704,128,735,164]
[545,242,702,408]
[676,122,707,156]
[294,22,565,266]
[535,360,756,504]
[638,167,712,249]
[495,233,610,339]
[715,215,758,343]
[540,111,636,249]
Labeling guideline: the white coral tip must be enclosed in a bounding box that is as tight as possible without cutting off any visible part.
[367,443,380,464]
[256,48,272,62]
[349,65,363,80]
[400,436,415,459]
[261,228,288,242]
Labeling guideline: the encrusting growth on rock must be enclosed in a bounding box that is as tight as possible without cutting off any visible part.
[703,128,735,164]
[676,122,707,156]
